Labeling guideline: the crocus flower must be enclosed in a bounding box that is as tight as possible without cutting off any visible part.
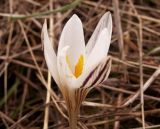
[41,12,112,129]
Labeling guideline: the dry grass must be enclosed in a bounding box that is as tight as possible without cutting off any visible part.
[0,0,160,129]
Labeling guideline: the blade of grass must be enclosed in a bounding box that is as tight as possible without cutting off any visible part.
[0,78,20,107]
[0,0,82,20]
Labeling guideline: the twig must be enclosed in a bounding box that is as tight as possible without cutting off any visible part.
[83,1,160,24]
[113,0,124,60]
[19,70,31,119]
[123,68,160,106]
[101,84,160,102]
[4,0,14,113]
[131,124,160,129]
[125,1,145,128]
[36,74,68,120]
[0,111,24,129]
[113,1,125,128]
[43,0,54,129]
[113,94,122,129]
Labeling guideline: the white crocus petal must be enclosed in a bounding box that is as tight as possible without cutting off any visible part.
[86,12,112,57]
[57,46,80,90]
[83,28,111,81]
[42,20,60,86]
[57,14,85,73]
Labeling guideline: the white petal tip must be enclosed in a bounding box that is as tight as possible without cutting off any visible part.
[71,14,80,19]
[44,19,47,24]
[42,20,48,38]
[68,14,82,25]
[103,12,112,35]
[103,12,111,17]
[103,12,112,22]
[42,19,47,30]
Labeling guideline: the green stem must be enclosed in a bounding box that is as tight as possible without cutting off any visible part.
[1,0,82,20]
[0,78,20,107]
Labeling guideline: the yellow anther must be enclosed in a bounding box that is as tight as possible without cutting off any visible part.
[75,55,84,78]
[66,55,84,78]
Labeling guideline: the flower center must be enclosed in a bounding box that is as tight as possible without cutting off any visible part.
[66,55,84,78]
